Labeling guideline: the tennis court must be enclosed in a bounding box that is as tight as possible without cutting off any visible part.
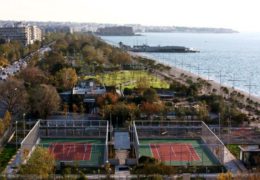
[139,139,220,166]
[40,138,105,166]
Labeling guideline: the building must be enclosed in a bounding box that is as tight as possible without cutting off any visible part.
[96,26,135,36]
[30,26,42,42]
[239,145,260,168]
[0,22,42,46]
[44,25,73,34]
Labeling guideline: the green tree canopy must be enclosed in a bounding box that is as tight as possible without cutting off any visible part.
[19,147,55,178]
[29,84,61,118]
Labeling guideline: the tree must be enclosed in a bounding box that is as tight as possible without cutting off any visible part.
[29,84,61,118]
[194,102,209,121]
[40,51,67,74]
[0,78,28,115]
[140,102,164,120]
[0,56,9,67]
[143,88,158,103]
[19,147,55,178]
[96,92,119,107]
[104,103,137,127]
[3,111,11,128]
[19,67,47,86]
[0,120,4,136]
[110,50,132,65]
[217,171,232,180]
[55,68,78,90]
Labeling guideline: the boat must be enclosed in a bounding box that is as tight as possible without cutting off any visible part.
[119,42,199,53]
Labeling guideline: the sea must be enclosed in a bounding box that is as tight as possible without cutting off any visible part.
[101,32,260,97]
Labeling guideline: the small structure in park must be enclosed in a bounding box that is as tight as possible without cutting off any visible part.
[239,145,260,168]
[72,79,106,96]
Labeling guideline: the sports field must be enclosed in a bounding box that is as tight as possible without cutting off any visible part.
[139,139,220,166]
[84,70,169,89]
[40,138,105,166]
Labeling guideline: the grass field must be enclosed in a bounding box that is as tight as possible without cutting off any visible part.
[0,144,17,172]
[139,139,220,166]
[84,70,169,89]
[40,138,105,167]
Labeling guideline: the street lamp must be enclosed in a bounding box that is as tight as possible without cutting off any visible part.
[23,113,26,138]
[15,121,18,150]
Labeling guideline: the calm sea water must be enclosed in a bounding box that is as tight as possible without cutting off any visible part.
[101,33,260,97]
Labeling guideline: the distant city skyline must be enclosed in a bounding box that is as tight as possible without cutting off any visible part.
[1,0,260,32]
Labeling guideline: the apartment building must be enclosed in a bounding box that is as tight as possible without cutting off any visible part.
[0,23,42,46]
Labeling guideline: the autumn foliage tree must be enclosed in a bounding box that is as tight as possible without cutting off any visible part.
[19,67,47,86]
[96,92,119,107]
[0,111,10,136]
[55,67,78,90]
[140,102,164,120]
[0,56,9,67]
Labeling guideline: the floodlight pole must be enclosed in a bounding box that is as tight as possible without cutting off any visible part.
[203,67,218,81]
[195,64,206,76]
[216,70,228,96]
[23,113,26,138]
[15,121,18,150]
[226,75,244,145]
[185,63,193,73]
[244,79,257,100]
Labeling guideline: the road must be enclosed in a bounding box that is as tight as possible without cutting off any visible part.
[0,43,53,81]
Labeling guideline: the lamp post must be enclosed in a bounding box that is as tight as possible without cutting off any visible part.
[23,113,26,138]
[15,121,18,150]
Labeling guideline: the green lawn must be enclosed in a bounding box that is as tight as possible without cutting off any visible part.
[83,70,169,89]
[0,144,17,173]
[226,144,240,159]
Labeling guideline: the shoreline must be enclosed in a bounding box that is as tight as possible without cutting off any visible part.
[131,52,260,105]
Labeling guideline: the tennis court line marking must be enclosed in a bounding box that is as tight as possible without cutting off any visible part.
[88,144,92,161]
[51,143,56,154]
[155,144,161,161]
[192,146,201,161]
[186,144,201,161]
[150,144,161,161]
[170,145,176,157]
[186,144,194,160]
[83,144,86,160]
[67,144,72,157]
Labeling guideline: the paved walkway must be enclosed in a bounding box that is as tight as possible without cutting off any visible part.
[115,150,129,165]
[224,147,247,173]
[114,132,130,150]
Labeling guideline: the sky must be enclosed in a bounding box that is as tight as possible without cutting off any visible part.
[1,0,260,32]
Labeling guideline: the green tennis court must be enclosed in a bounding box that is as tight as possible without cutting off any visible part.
[139,139,220,166]
[40,138,105,167]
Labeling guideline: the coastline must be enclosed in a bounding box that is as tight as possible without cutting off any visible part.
[130,52,260,106]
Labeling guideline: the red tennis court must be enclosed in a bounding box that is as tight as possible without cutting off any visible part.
[49,142,92,161]
[150,143,200,162]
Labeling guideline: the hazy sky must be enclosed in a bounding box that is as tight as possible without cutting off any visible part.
[1,0,260,32]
